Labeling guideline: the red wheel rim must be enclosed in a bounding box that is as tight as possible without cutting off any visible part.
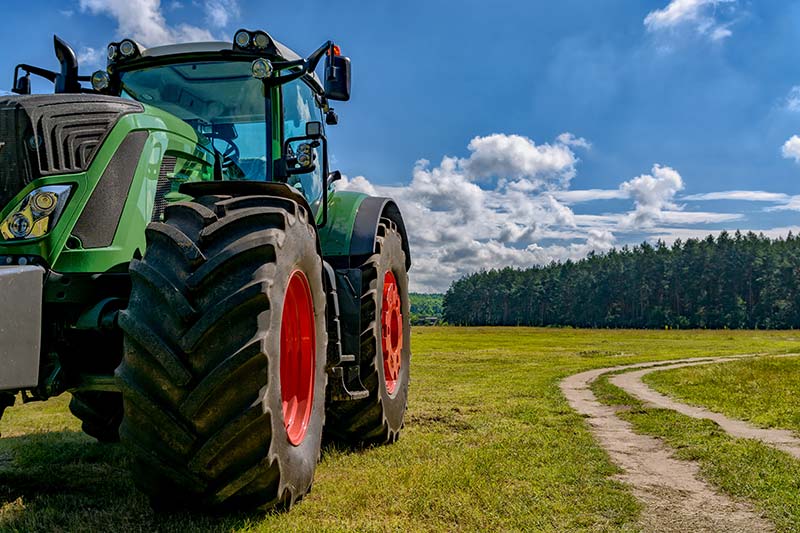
[381,271,403,395]
[280,270,316,446]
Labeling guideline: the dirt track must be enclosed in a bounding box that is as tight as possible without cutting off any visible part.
[610,358,800,460]
[560,357,775,532]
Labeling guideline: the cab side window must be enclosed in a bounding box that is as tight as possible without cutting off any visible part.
[282,79,324,212]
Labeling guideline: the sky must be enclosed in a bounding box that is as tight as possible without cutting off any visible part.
[2,0,800,292]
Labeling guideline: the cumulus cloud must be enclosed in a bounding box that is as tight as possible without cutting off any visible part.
[644,0,737,41]
[782,135,800,163]
[79,0,238,46]
[620,164,684,227]
[336,133,597,291]
[337,134,750,292]
[461,133,580,187]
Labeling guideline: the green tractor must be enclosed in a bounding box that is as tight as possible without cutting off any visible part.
[0,32,411,510]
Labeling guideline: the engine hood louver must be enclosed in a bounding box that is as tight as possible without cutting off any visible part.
[0,94,144,208]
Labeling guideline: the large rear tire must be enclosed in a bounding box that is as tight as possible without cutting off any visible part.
[68,391,123,443]
[117,193,327,511]
[326,218,411,445]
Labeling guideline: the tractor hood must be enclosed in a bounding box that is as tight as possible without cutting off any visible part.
[0,94,143,208]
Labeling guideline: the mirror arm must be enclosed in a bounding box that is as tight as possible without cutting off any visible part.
[262,42,330,88]
[306,41,332,73]
[14,63,58,83]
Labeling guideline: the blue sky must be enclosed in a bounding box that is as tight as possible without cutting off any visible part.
[3,0,800,291]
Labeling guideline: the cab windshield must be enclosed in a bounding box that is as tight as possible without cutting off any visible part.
[120,61,269,181]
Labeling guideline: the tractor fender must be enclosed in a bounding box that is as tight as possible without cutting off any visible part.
[350,197,411,270]
[178,181,322,255]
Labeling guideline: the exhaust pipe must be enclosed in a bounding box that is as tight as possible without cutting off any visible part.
[53,35,80,94]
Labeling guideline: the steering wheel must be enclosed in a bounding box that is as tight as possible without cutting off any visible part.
[217,139,240,170]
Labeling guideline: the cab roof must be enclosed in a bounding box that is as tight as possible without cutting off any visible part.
[133,40,323,87]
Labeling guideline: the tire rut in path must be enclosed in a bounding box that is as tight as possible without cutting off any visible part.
[609,356,800,460]
[560,357,774,533]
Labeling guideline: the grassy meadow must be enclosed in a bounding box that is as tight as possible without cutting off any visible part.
[1,327,799,532]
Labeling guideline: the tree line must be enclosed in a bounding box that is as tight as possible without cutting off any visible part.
[409,293,444,324]
[442,231,800,329]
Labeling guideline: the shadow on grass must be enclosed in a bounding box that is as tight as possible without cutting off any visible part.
[0,431,258,533]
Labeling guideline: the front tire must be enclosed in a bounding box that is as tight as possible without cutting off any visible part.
[117,193,327,511]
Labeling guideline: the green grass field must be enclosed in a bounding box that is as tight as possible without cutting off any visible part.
[644,355,800,433]
[1,327,799,532]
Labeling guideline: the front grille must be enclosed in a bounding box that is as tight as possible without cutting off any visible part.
[152,156,177,222]
[0,95,143,208]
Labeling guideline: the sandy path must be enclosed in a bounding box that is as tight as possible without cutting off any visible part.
[610,358,800,460]
[560,357,774,532]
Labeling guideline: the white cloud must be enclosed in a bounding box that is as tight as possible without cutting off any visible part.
[786,86,800,112]
[335,126,800,293]
[337,134,755,292]
[649,226,800,244]
[462,133,581,187]
[709,26,732,41]
[204,0,239,28]
[782,135,800,163]
[77,47,104,69]
[552,189,628,203]
[336,133,597,291]
[658,210,742,224]
[556,133,592,149]
[644,0,737,41]
[620,164,684,227]
[79,0,218,46]
[683,190,790,202]
[336,175,377,196]
[767,196,800,212]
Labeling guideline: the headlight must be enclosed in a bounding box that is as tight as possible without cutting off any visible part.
[0,185,72,241]
[91,70,110,91]
[251,58,273,79]
[119,39,137,57]
[253,31,270,49]
[234,30,251,48]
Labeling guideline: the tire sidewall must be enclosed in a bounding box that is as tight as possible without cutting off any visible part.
[374,228,411,434]
[261,207,327,502]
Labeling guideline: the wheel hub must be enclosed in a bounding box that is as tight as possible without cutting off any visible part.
[280,270,315,446]
[381,271,403,395]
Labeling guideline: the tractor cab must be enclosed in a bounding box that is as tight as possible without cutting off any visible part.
[12,31,351,219]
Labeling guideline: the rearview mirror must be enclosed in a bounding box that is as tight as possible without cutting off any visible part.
[285,139,319,175]
[325,54,351,101]
[13,72,31,95]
